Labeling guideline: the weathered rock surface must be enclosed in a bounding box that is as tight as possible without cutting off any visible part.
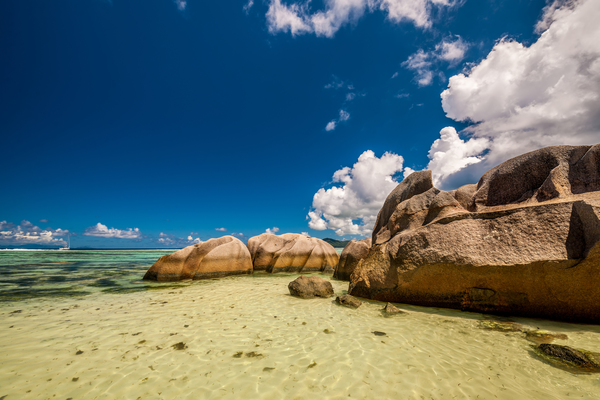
[382,302,405,316]
[288,276,334,298]
[350,144,600,323]
[335,294,362,308]
[534,344,600,371]
[525,330,569,344]
[247,233,339,273]
[333,238,371,281]
[143,236,252,281]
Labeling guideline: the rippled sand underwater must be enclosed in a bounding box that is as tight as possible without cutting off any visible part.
[1,251,600,399]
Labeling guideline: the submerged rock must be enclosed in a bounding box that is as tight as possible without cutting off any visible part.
[247,233,339,273]
[349,144,600,323]
[478,320,524,332]
[334,238,371,281]
[525,330,569,344]
[288,276,334,298]
[335,294,362,308]
[382,302,405,316]
[143,236,252,282]
[534,344,600,371]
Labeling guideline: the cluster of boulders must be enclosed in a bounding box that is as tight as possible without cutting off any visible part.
[144,233,339,282]
[146,144,600,325]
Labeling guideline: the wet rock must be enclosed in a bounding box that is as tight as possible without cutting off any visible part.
[525,330,568,344]
[335,294,362,308]
[323,329,334,334]
[288,276,334,298]
[171,342,187,350]
[263,367,275,372]
[478,320,524,332]
[233,351,243,358]
[373,331,386,336]
[245,351,263,358]
[247,233,339,273]
[534,344,600,371]
[382,302,405,316]
[75,350,83,355]
[307,361,317,368]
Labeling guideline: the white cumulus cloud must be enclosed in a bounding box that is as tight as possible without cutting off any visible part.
[215,227,227,231]
[403,36,469,86]
[266,0,459,38]
[266,227,280,234]
[83,223,142,239]
[437,0,600,186]
[308,150,405,236]
[0,220,69,247]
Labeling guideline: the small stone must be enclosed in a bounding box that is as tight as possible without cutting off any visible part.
[336,295,361,308]
[382,302,405,316]
[171,342,187,350]
[534,344,600,370]
[307,361,317,368]
[233,351,243,358]
[263,367,275,372]
[373,331,386,336]
[76,350,83,355]
[72,377,79,382]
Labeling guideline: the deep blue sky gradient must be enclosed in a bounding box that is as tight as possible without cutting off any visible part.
[1,0,548,247]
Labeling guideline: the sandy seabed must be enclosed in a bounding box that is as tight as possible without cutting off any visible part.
[1,272,600,400]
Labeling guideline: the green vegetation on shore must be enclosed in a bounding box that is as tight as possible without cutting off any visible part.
[323,238,351,248]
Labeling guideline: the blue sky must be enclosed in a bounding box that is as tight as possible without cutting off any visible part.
[2,0,599,248]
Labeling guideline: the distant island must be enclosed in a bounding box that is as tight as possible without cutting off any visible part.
[322,238,351,248]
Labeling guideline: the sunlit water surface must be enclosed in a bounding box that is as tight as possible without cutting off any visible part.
[1,250,600,399]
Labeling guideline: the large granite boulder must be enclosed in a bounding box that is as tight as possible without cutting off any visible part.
[144,236,252,281]
[349,144,600,323]
[247,233,339,273]
[333,237,371,281]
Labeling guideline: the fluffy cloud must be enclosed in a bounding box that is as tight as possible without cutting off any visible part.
[266,227,280,234]
[326,109,351,131]
[308,150,408,236]
[39,219,49,223]
[83,223,142,239]
[0,220,69,247]
[437,0,600,186]
[426,127,489,186]
[266,0,459,37]
[215,227,227,231]
[403,36,469,86]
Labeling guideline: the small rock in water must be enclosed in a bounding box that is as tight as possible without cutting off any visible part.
[233,351,243,358]
[382,302,405,316]
[323,329,334,334]
[307,361,317,369]
[477,320,524,332]
[75,350,83,355]
[534,344,600,371]
[525,330,568,344]
[172,342,187,350]
[373,331,386,336]
[72,377,79,382]
[336,294,361,308]
[263,367,275,372]
[288,276,334,298]
[245,351,263,358]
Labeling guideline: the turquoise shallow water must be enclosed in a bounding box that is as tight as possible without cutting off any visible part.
[1,250,600,399]
[0,250,182,301]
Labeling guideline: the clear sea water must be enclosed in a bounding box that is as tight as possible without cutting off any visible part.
[1,250,600,399]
